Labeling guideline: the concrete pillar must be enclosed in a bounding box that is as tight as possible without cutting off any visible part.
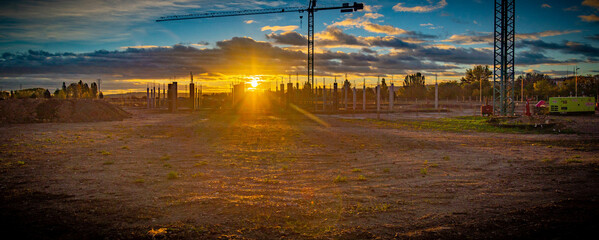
[435,81,439,109]
[147,87,150,109]
[280,83,285,105]
[363,83,366,111]
[344,85,348,111]
[353,87,356,111]
[287,82,293,106]
[376,85,380,119]
[333,82,338,111]
[323,84,327,111]
[389,83,394,111]
[168,82,178,112]
[189,83,195,110]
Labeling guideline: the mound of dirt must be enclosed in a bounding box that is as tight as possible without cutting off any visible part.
[0,99,131,123]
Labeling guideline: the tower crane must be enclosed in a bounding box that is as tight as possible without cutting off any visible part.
[156,0,364,92]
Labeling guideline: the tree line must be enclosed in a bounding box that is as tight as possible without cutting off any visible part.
[0,80,103,100]
[396,65,598,101]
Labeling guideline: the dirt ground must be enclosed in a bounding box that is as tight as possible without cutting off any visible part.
[1,106,598,239]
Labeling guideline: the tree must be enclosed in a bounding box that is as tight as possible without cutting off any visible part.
[534,79,557,100]
[402,73,426,99]
[380,78,388,100]
[99,92,104,99]
[461,65,492,84]
[43,89,52,98]
[90,82,98,98]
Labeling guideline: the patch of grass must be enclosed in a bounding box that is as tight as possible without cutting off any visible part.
[194,161,208,167]
[429,163,439,168]
[542,158,552,163]
[333,175,347,183]
[121,145,129,150]
[134,178,145,183]
[383,168,390,173]
[163,163,172,168]
[160,155,170,161]
[420,167,428,176]
[167,171,179,179]
[99,150,111,155]
[17,161,25,166]
[357,175,367,181]
[565,158,582,163]
[281,165,289,171]
[346,116,567,134]
[351,168,362,173]
[193,154,203,158]
[192,172,204,178]
[103,160,114,165]
[442,155,450,161]
[261,178,280,184]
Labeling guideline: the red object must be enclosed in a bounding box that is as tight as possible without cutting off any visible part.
[535,100,546,108]
[481,105,493,116]
[525,99,531,116]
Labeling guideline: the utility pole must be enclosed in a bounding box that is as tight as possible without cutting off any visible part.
[435,74,438,109]
[575,66,579,97]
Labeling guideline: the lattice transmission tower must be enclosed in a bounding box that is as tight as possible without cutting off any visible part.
[493,0,515,116]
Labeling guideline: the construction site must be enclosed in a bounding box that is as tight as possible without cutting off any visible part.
[1,0,599,239]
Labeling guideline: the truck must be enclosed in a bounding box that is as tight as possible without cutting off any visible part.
[548,97,596,114]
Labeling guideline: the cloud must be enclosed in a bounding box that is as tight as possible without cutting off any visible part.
[585,34,599,41]
[393,0,447,13]
[119,45,169,49]
[541,4,551,8]
[443,30,581,45]
[331,14,435,38]
[265,32,306,46]
[520,39,599,58]
[579,14,599,22]
[564,6,580,11]
[582,0,599,9]
[261,25,298,32]
[244,20,255,24]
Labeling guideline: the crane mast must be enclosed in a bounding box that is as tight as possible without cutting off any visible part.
[157,1,364,93]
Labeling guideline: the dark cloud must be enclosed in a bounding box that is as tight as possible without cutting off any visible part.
[520,39,599,58]
[265,32,306,46]
[585,34,599,41]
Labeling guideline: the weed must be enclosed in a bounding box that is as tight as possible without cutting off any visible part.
[192,172,204,178]
[429,163,439,168]
[351,168,362,173]
[99,150,111,155]
[542,158,552,163]
[261,178,279,184]
[160,155,170,161]
[167,171,179,179]
[193,154,203,158]
[383,168,390,173]
[134,178,145,183]
[420,167,428,176]
[565,158,582,163]
[357,175,367,181]
[121,146,129,150]
[333,175,347,183]
[163,163,172,168]
[442,155,450,161]
[17,161,25,166]
[194,161,208,166]
[103,160,114,165]
[281,165,289,171]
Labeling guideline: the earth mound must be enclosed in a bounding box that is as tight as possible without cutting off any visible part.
[0,99,131,123]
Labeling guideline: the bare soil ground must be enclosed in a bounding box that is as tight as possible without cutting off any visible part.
[1,107,598,239]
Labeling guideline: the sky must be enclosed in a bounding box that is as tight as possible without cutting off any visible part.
[0,0,598,94]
